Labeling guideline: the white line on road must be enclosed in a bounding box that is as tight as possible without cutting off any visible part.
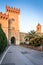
[0,46,11,64]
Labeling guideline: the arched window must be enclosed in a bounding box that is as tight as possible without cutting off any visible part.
[1,16,2,18]
[7,9,8,11]
[6,18,7,20]
[3,17,5,19]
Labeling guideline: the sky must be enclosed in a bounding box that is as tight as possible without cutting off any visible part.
[0,0,43,33]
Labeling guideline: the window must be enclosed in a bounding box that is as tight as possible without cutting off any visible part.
[7,9,8,11]
[1,16,2,18]
[3,17,5,19]
[6,18,7,20]
[12,27,15,30]
[37,27,39,30]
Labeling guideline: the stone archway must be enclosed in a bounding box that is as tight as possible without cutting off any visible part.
[11,37,16,44]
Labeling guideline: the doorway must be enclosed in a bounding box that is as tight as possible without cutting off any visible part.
[11,37,16,44]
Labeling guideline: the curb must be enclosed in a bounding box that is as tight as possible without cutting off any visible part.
[0,46,11,64]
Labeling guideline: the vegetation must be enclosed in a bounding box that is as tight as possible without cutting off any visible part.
[0,26,7,53]
[29,37,41,47]
[25,30,43,47]
[20,42,24,45]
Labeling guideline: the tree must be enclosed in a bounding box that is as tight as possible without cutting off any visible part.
[0,26,7,53]
[25,30,42,47]
[25,30,38,40]
[29,37,41,47]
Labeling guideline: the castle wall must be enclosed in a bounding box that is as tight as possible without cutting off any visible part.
[0,6,28,45]
[0,12,8,39]
[20,32,28,43]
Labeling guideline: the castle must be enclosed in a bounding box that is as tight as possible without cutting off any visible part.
[0,6,42,45]
[0,6,28,45]
[0,6,20,45]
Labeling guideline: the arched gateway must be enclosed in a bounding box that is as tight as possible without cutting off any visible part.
[11,37,16,44]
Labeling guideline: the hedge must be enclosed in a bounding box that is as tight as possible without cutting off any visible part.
[0,26,7,53]
[29,37,43,47]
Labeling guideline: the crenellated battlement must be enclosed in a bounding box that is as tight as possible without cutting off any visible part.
[0,12,8,20]
[6,6,20,14]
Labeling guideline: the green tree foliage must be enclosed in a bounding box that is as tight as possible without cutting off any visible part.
[29,37,42,47]
[25,30,38,40]
[0,26,7,53]
[28,30,39,40]
[25,30,43,47]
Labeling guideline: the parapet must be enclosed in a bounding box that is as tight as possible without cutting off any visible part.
[6,6,20,14]
[0,12,8,20]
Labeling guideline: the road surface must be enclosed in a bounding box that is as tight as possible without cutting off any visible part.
[1,45,43,65]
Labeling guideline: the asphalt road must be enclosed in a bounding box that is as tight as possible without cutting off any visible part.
[1,45,43,65]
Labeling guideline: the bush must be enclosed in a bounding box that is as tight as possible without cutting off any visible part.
[20,42,24,45]
[29,37,42,47]
[0,26,7,53]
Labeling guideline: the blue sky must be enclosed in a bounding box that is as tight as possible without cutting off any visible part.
[0,0,43,32]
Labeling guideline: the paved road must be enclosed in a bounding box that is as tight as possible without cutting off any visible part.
[1,45,43,65]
